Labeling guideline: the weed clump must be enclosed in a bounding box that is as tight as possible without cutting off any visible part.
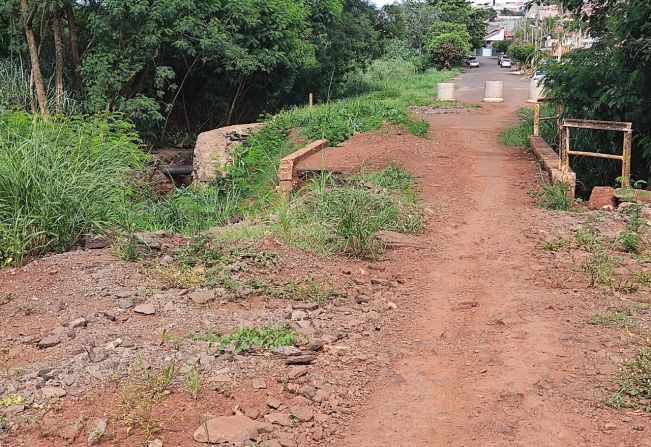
[607,348,651,412]
[220,326,300,353]
[532,181,573,211]
[293,166,423,258]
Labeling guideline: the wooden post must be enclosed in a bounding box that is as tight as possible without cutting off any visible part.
[308,93,313,109]
[561,124,570,172]
[622,130,632,188]
[533,103,540,137]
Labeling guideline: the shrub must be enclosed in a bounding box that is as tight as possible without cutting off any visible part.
[0,112,145,265]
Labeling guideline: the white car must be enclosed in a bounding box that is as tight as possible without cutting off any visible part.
[531,70,546,81]
[467,57,480,68]
[500,57,512,68]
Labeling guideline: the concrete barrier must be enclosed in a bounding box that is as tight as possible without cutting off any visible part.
[526,78,545,103]
[436,83,455,101]
[483,81,504,102]
[278,139,329,192]
[529,135,576,198]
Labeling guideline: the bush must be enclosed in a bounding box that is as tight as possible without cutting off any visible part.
[508,42,535,65]
[0,112,145,265]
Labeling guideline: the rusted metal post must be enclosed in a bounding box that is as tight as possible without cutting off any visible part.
[533,103,540,137]
[622,130,632,188]
[308,93,313,109]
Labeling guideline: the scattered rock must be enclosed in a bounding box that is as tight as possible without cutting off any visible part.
[86,347,108,363]
[267,396,282,409]
[134,303,156,315]
[42,387,67,399]
[276,432,297,447]
[87,418,109,446]
[292,302,318,311]
[118,298,134,309]
[264,412,293,427]
[588,186,617,211]
[189,289,215,305]
[147,440,164,447]
[193,415,271,445]
[286,355,317,365]
[292,406,313,422]
[287,366,308,380]
[69,317,88,329]
[83,235,111,250]
[58,418,83,443]
[291,310,307,321]
[252,378,267,389]
[38,335,61,349]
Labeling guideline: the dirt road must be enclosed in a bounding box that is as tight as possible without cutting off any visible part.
[339,59,650,446]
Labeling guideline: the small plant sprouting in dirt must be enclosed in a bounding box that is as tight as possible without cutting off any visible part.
[186,362,202,400]
[606,348,651,412]
[618,204,646,254]
[588,311,635,328]
[117,361,177,440]
[581,250,616,287]
[531,181,573,211]
[632,270,651,284]
[540,238,569,251]
[575,218,601,252]
[1,393,24,407]
[174,235,223,267]
[220,326,301,353]
[114,233,152,262]
[190,330,222,344]
[271,277,337,306]
[0,293,16,306]
[19,302,37,316]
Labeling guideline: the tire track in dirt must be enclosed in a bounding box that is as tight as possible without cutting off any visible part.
[338,66,611,446]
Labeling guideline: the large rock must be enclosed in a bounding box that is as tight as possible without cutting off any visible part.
[588,186,617,211]
[193,123,262,185]
[193,415,271,445]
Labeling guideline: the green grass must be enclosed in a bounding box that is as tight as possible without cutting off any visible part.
[499,108,533,148]
[588,311,635,328]
[0,112,145,265]
[288,165,423,258]
[606,348,651,412]
[499,105,558,149]
[219,326,300,353]
[227,69,458,199]
[531,181,573,211]
[540,238,569,251]
[581,250,616,287]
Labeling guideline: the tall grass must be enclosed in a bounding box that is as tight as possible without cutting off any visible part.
[0,58,78,114]
[0,112,145,265]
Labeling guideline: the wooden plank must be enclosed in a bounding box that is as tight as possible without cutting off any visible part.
[567,150,624,160]
[533,103,540,137]
[563,118,632,131]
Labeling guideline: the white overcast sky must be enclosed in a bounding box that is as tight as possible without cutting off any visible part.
[371,0,396,5]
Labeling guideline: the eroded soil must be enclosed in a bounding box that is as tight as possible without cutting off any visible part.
[1,61,650,446]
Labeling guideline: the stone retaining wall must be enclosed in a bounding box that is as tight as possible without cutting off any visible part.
[278,139,329,192]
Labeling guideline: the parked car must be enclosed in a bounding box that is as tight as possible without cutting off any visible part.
[497,52,505,65]
[531,70,546,81]
[500,57,512,68]
[466,56,480,68]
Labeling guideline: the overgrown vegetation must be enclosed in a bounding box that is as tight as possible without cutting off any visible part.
[0,112,145,265]
[607,348,651,412]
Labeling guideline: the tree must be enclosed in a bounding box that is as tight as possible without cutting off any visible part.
[508,42,535,64]
[426,32,469,68]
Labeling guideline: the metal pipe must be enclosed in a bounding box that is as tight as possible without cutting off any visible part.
[161,165,193,176]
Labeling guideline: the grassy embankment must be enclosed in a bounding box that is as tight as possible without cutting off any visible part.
[0,68,459,264]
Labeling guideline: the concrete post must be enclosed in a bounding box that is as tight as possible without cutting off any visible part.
[436,83,455,101]
[526,78,545,103]
[483,81,504,102]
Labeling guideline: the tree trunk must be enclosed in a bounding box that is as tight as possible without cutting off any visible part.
[64,4,85,96]
[53,7,64,114]
[20,0,49,117]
